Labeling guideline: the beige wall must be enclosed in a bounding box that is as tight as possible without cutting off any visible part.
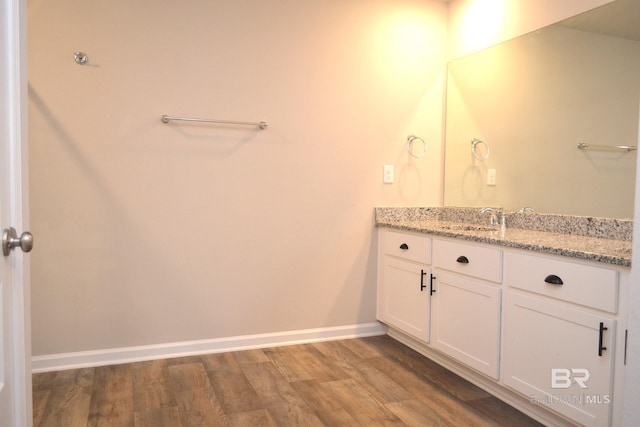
[29,0,622,357]
[28,0,448,355]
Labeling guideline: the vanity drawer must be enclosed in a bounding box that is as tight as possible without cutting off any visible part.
[433,239,502,283]
[381,230,431,264]
[505,252,618,313]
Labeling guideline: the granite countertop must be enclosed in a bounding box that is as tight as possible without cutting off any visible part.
[376,208,632,267]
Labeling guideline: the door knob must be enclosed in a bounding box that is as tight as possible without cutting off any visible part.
[2,227,34,256]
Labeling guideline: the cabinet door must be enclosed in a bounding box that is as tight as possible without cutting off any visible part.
[431,271,501,379]
[379,256,430,342]
[503,291,615,427]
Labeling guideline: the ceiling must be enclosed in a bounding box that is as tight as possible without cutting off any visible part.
[559,0,640,41]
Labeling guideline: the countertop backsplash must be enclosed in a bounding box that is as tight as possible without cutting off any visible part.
[375,207,633,242]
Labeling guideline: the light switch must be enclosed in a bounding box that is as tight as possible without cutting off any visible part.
[487,169,496,186]
[383,165,394,184]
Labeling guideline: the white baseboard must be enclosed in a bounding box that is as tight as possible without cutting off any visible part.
[31,322,387,373]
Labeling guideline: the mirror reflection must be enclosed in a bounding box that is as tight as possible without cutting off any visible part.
[444,0,640,219]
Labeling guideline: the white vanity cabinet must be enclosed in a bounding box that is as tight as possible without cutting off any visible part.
[377,230,432,342]
[503,251,619,427]
[377,226,629,427]
[431,239,502,379]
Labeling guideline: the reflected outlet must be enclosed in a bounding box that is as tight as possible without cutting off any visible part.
[383,165,394,184]
[487,169,496,186]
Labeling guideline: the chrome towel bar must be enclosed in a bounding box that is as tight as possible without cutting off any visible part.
[161,115,267,129]
[577,143,636,152]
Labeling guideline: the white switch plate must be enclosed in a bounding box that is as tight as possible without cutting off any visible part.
[487,168,496,186]
[383,165,394,184]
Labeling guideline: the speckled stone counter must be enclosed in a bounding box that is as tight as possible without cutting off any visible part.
[375,207,632,267]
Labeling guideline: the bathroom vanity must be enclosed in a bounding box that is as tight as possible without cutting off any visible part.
[376,207,631,427]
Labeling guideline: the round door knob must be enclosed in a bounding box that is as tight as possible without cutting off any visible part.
[2,227,34,256]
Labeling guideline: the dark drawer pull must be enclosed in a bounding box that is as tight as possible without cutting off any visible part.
[456,255,469,264]
[598,322,608,357]
[399,243,409,250]
[544,274,564,285]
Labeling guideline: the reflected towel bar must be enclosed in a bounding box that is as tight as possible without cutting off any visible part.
[161,115,268,129]
[577,143,636,152]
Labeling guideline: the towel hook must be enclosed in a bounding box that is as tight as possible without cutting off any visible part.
[471,138,490,161]
[74,52,88,65]
[407,135,427,158]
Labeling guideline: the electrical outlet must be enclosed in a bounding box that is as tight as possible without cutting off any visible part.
[487,169,496,186]
[383,165,394,184]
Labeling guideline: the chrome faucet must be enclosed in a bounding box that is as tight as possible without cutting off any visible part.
[480,207,500,226]
[480,207,506,232]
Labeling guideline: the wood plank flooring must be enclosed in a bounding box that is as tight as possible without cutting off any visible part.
[32,335,544,426]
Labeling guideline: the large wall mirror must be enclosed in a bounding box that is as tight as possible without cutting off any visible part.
[443,0,640,219]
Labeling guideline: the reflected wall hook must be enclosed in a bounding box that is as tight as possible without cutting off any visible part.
[74,52,88,65]
[407,135,427,158]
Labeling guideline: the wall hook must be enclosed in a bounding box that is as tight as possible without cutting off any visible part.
[73,52,88,65]
[471,138,490,161]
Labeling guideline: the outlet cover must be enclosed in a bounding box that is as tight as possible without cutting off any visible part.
[383,165,394,184]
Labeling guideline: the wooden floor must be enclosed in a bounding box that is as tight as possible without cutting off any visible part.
[32,335,543,426]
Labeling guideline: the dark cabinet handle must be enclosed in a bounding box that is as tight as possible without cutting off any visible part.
[399,243,409,250]
[456,255,469,264]
[420,270,427,291]
[430,274,436,295]
[598,322,608,357]
[544,274,564,285]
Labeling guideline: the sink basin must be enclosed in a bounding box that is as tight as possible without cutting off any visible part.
[440,224,497,232]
